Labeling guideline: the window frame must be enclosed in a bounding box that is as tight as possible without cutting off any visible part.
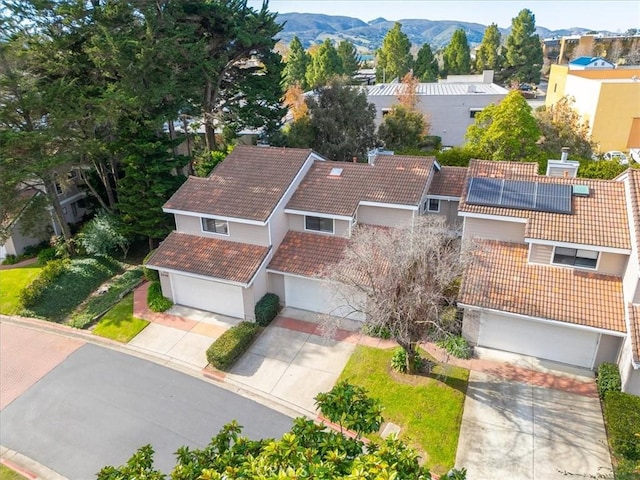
[304,215,334,234]
[552,246,599,269]
[201,217,229,236]
[427,198,440,213]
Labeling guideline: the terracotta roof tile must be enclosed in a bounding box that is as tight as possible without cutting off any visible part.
[164,145,315,222]
[629,305,640,363]
[428,166,467,197]
[267,230,349,277]
[146,232,270,284]
[460,240,626,332]
[626,169,640,255]
[286,155,435,216]
[459,160,630,249]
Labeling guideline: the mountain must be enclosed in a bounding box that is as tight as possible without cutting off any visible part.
[275,12,602,52]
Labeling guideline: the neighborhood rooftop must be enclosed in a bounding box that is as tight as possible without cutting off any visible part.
[428,166,467,198]
[366,82,508,96]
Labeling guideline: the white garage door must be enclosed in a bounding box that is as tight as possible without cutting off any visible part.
[478,313,599,368]
[285,276,365,321]
[172,274,245,318]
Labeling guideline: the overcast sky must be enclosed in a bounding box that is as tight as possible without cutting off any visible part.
[247,0,639,32]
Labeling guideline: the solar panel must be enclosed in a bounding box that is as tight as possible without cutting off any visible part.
[466,178,572,214]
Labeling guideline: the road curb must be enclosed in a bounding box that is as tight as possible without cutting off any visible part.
[1,446,68,480]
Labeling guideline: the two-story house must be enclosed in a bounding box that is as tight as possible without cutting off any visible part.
[458,159,639,395]
[146,145,456,321]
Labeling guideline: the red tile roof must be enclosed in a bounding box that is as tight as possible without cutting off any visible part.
[146,232,270,284]
[267,230,349,277]
[460,240,626,333]
[459,160,630,250]
[428,166,467,197]
[164,145,315,222]
[629,305,640,364]
[286,155,435,216]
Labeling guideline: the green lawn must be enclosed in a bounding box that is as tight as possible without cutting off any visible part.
[337,346,469,475]
[92,294,149,342]
[0,464,27,479]
[0,264,42,315]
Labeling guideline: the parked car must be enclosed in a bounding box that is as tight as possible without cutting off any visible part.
[603,150,629,165]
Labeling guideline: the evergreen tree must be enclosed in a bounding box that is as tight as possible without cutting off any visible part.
[378,104,429,151]
[442,28,471,76]
[283,35,309,89]
[336,40,360,79]
[306,38,341,88]
[414,43,439,82]
[465,90,541,161]
[475,23,502,73]
[376,22,413,82]
[503,9,543,83]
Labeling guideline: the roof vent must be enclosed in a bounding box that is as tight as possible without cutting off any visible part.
[329,167,343,177]
[572,185,590,196]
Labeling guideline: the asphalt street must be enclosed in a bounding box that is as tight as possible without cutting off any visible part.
[0,343,293,479]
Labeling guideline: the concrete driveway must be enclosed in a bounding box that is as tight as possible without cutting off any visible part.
[456,369,613,479]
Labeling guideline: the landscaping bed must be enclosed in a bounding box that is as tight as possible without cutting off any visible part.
[337,345,469,475]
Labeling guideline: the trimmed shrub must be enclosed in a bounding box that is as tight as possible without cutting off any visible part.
[20,258,70,308]
[596,362,622,399]
[37,247,57,264]
[254,293,279,326]
[437,335,472,360]
[603,392,640,461]
[390,347,425,374]
[362,323,391,339]
[2,254,18,265]
[147,281,173,312]
[206,322,260,370]
[142,250,159,282]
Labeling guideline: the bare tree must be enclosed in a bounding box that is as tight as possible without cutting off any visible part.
[327,216,469,373]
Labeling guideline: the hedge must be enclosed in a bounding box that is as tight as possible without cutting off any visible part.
[142,249,159,282]
[596,362,622,399]
[147,281,173,312]
[19,259,71,308]
[255,293,279,326]
[206,322,260,371]
[603,392,640,462]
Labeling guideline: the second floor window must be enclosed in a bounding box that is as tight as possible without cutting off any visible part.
[552,247,598,269]
[305,216,334,234]
[202,217,228,235]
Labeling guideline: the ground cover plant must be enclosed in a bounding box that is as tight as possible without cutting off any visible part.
[602,391,640,478]
[92,294,149,343]
[337,345,468,475]
[0,263,42,315]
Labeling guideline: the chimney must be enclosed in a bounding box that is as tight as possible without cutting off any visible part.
[561,146,569,163]
[546,147,579,178]
[352,156,357,163]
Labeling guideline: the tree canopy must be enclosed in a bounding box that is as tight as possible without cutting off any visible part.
[503,9,543,84]
[414,43,439,82]
[376,22,413,82]
[283,35,310,89]
[336,40,361,79]
[442,29,472,76]
[306,38,342,88]
[475,23,503,74]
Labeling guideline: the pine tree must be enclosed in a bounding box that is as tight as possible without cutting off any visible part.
[475,23,502,73]
[414,43,439,82]
[306,38,342,88]
[336,40,360,79]
[503,9,543,84]
[442,28,471,76]
[376,22,413,83]
[283,36,310,89]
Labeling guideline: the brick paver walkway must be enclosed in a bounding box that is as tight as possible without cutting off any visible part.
[133,282,198,331]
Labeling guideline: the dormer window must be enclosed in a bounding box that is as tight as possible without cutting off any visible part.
[202,217,229,235]
[305,216,334,234]
[552,247,598,269]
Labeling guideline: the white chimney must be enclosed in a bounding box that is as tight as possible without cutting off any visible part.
[546,147,580,178]
[560,146,569,163]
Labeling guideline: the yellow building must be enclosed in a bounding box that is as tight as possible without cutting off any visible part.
[546,64,640,153]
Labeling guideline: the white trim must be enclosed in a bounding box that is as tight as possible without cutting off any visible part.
[200,217,230,237]
[459,304,627,337]
[163,209,265,226]
[284,209,352,221]
[59,192,86,206]
[358,201,418,211]
[550,245,600,271]
[146,265,250,288]
[524,238,631,255]
[265,269,322,281]
[304,215,335,234]
[458,211,528,223]
[428,195,460,201]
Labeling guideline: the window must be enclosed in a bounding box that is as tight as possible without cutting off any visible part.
[381,108,392,117]
[469,108,483,118]
[553,83,557,93]
[552,247,598,268]
[71,202,78,217]
[55,182,63,195]
[305,216,334,234]
[427,198,440,212]
[202,217,229,235]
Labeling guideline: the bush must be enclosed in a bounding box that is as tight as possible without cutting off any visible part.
[596,362,622,399]
[206,322,260,370]
[37,247,57,264]
[603,392,640,462]
[142,250,159,282]
[147,281,173,312]
[2,254,18,265]
[254,293,279,326]
[20,258,71,308]
[391,347,425,374]
[437,335,472,360]
[362,323,391,339]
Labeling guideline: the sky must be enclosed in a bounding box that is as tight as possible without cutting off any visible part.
[247,0,640,32]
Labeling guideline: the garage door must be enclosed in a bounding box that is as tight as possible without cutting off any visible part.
[172,274,244,318]
[478,313,599,368]
[285,276,365,321]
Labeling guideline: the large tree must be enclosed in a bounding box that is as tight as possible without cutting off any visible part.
[376,22,413,82]
[475,23,503,74]
[465,90,542,161]
[442,28,472,76]
[306,38,342,88]
[328,217,467,373]
[378,104,429,152]
[283,35,310,89]
[414,43,439,82]
[336,39,361,79]
[287,78,377,161]
[502,9,543,84]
